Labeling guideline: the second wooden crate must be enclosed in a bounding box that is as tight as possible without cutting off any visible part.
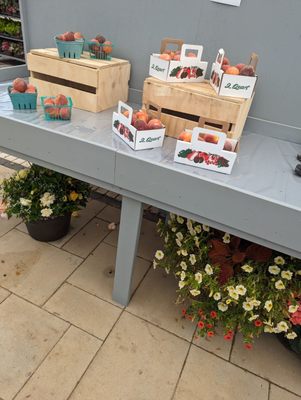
[27,48,131,113]
[143,77,253,139]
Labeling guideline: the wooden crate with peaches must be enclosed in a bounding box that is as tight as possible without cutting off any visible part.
[112,101,166,150]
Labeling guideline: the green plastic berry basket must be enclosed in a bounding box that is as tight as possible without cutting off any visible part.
[8,86,37,110]
[55,37,84,59]
[87,41,114,61]
[41,96,73,121]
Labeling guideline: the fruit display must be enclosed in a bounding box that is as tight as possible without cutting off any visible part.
[41,94,73,121]
[8,78,38,110]
[0,0,20,17]
[88,34,113,60]
[149,39,208,83]
[55,31,84,59]
[178,131,236,152]
[56,31,84,42]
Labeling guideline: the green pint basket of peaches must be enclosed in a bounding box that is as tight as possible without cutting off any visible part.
[41,94,73,121]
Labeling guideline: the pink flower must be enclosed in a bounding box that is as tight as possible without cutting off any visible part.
[210,311,217,319]
[244,343,253,350]
[207,331,215,338]
[198,321,205,329]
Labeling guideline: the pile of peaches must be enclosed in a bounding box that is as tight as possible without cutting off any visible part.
[122,109,164,131]
[89,34,113,55]
[10,78,36,94]
[159,49,197,61]
[220,56,255,76]
[178,131,235,152]
[43,94,71,120]
[56,31,84,41]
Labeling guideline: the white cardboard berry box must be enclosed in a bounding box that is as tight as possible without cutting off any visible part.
[112,101,166,151]
[174,127,238,175]
[210,48,258,99]
[149,38,208,83]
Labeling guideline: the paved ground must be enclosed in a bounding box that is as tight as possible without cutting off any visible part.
[0,160,301,400]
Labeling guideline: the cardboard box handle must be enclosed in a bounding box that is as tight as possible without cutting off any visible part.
[118,101,133,123]
[160,38,184,54]
[145,101,162,119]
[215,48,225,67]
[191,127,227,150]
[180,44,203,62]
[198,116,230,134]
[249,52,259,71]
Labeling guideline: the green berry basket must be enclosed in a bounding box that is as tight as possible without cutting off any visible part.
[41,96,73,121]
[8,86,37,110]
[87,41,113,60]
[55,37,84,59]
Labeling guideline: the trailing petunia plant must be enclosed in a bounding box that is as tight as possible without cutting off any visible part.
[154,214,301,349]
[0,164,91,222]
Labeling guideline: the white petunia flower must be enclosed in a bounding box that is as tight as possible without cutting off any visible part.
[241,264,253,273]
[180,261,187,271]
[180,271,186,281]
[236,285,247,296]
[276,321,289,333]
[274,256,285,265]
[190,289,200,297]
[186,219,193,230]
[296,270,301,276]
[181,249,188,256]
[288,304,299,314]
[178,281,186,289]
[176,232,183,241]
[18,169,28,179]
[164,234,169,243]
[177,216,184,224]
[268,265,281,275]
[251,299,261,307]
[189,254,196,265]
[40,192,55,207]
[218,302,228,312]
[264,300,273,312]
[205,264,213,275]
[228,288,239,300]
[281,270,293,280]
[171,227,177,232]
[202,224,210,232]
[41,208,53,218]
[286,332,298,340]
[213,292,221,301]
[155,250,164,260]
[222,233,231,244]
[275,280,285,290]
[153,260,158,269]
[243,301,254,311]
[194,237,200,247]
[189,228,196,236]
[248,314,259,322]
[195,225,202,233]
[176,239,182,247]
[264,325,275,333]
[170,213,176,220]
[194,272,203,284]
[20,198,32,207]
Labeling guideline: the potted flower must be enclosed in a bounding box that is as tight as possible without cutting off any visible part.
[154,214,301,351]
[0,164,91,242]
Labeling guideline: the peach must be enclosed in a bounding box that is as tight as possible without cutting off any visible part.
[13,78,27,93]
[44,98,57,118]
[57,34,65,41]
[173,54,181,61]
[240,65,255,77]
[136,111,148,123]
[221,65,230,73]
[187,52,197,57]
[74,32,84,40]
[103,41,113,54]
[134,119,148,131]
[60,108,71,120]
[236,63,245,72]
[25,86,36,93]
[222,56,230,66]
[55,94,68,106]
[63,31,75,41]
[148,119,163,130]
[96,34,106,43]
[225,66,240,75]
[159,53,171,61]
[204,134,219,144]
[178,131,192,142]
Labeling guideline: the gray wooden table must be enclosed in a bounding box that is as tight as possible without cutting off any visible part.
[1,82,300,306]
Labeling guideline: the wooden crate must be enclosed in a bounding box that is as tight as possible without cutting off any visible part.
[143,77,253,139]
[27,48,131,113]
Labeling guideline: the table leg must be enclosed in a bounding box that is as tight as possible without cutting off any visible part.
[112,196,143,306]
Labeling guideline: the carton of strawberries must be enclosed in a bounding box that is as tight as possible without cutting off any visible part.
[112,101,166,150]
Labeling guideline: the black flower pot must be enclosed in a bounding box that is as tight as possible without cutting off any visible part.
[25,213,71,242]
[277,326,301,359]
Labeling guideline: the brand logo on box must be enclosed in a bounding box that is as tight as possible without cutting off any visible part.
[225,83,251,91]
[151,64,166,73]
[139,136,161,143]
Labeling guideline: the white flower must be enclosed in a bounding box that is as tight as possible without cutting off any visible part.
[40,192,56,207]
[218,302,228,312]
[171,227,177,232]
[264,300,273,312]
[178,281,186,289]
[195,225,202,233]
[180,261,187,271]
[275,280,285,290]
[194,272,203,284]
[164,234,169,243]
[18,169,28,179]
[286,332,298,340]
[181,249,188,256]
[202,224,210,232]
[153,260,158,269]
[186,219,193,230]
[296,270,301,276]
[176,232,183,241]
[236,285,247,296]
[289,304,299,314]
[274,256,285,265]
[20,198,32,207]
[241,264,253,273]
[194,237,200,247]
[177,216,184,224]
[227,287,239,300]
[213,292,221,301]
[189,229,196,236]
[264,325,275,333]
[248,314,259,322]
[268,265,281,275]
[243,301,254,311]
[155,250,164,260]
[189,254,196,265]
[176,239,182,247]
[222,233,231,244]
[170,213,175,221]
[180,271,186,281]
[41,208,53,218]
[281,270,293,280]
[205,264,213,275]
[251,299,261,307]
[190,289,200,297]
[177,250,181,255]
[276,321,289,333]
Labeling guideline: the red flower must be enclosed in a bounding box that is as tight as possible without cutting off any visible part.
[244,343,253,350]
[207,331,215,338]
[254,320,263,327]
[186,315,193,321]
[198,321,205,329]
[210,311,217,319]
[198,309,203,316]
[182,308,186,316]
[224,334,232,341]
[206,323,213,329]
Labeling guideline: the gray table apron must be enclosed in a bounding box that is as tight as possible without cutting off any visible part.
[1,82,300,306]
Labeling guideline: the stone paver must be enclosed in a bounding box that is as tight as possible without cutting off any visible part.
[69,312,189,400]
[270,385,301,400]
[0,287,10,303]
[97,205,121,223]
[14,326,101,400]
[44,283,121,339]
